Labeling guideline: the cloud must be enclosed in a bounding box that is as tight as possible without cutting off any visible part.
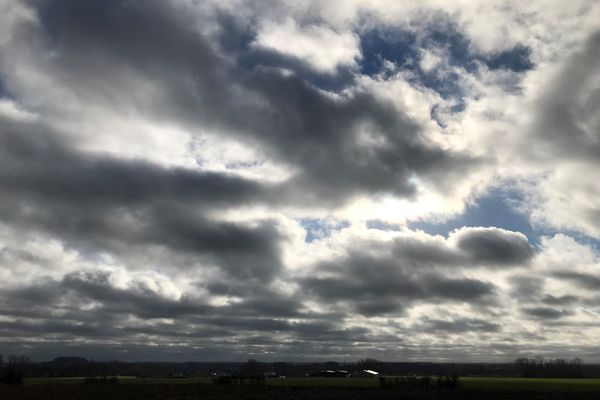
[299,227,531,316]
[522,306,573,320]
[0,0,599,362]
[416,317,501,333]
[552,272,600,291]
[496,31,600,238]
[15,0,477,210]
[253,18,361,73]
[453,227,533,265]
[0,118,285,281]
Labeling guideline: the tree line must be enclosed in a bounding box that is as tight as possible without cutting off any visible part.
[514,356,584,378]
[2,354,599,381]
[0,354,29,384]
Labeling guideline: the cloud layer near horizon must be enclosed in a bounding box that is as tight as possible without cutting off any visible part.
[0,0,599,362]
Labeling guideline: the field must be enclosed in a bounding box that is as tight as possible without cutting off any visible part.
[461,377,600,391]
[1,376,600,399]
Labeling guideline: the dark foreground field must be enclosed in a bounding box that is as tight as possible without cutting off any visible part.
[2,378,600,400]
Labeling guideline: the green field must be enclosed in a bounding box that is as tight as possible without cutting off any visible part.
[25,376,211,385]
[4,376,599,400]
[22,376,600,390]
[460,377,600,391]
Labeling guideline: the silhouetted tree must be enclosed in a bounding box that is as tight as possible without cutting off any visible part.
[241,359,262,377]
[2,354,28,384]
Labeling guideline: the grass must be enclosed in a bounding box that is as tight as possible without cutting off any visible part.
[4,377,600,400]
[25,376,211,385]
[267,377,379,387]
[22,376,600,390]
[461,377,600,391]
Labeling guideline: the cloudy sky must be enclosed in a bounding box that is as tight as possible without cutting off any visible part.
[1,0,600,362]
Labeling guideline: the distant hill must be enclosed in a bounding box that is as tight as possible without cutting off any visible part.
[51,357,89,364]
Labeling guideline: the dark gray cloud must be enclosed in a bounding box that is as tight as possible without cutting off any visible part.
[0,0,481,284]
[236,71,475,203]
[507,273,586,321]
[302,252,496,316]
[0,272,367,358]
[553,271,600,291]
[1,273,210,320]
[0,0,495,356]
[423,275,495,301]
[530,31,600,162]
[454,227,533,265]
[508,274,545,301]
[542,295,579,305]
[297,227,533,317]
[519,31,600,237]
[0,0,597,362]
[522,306,573,320]
[61,272,211,319]
[0,120,265,209]
[0,120,284,280]
[416,317,501,333]
[25,0,477,207]
[35,0,226,123]
[379,227,534,269]
[390,236,462,266]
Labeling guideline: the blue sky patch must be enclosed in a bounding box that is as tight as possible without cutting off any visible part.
[300,218,350,242]
[483,45,534,72]
[366,219,401,231]
[358,22,534,107]
[219,16,534,95]
[404,188,600,250]
[359,29,418,77]
[408,189,539,244]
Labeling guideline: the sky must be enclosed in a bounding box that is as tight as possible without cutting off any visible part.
[1,0,600,363]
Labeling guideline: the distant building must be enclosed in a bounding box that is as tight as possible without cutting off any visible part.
[352,369,379,377]
[307,369,351,378]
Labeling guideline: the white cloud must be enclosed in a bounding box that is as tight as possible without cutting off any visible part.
[0,98,37,122]
[253,18,360,73]
[2,0,600,361]
[419,48,444,73]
